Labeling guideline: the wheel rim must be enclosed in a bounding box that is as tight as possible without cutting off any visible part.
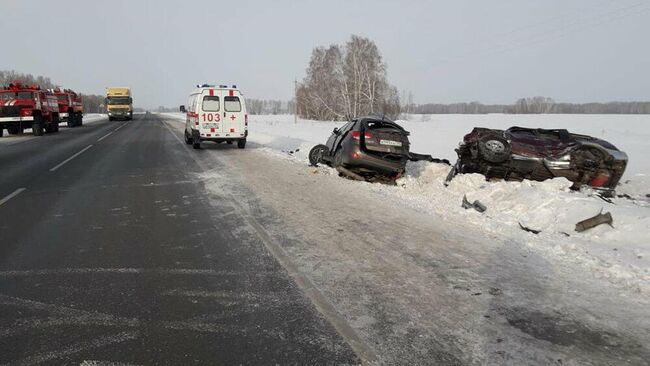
[310,147,325,163]
[485,140,505,153]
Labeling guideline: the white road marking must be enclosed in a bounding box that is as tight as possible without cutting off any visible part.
[97,131,114,142]
[9,331,139,366]
[113,122,129,132]
[0,188,26,206]
[161,120,185,144]
[49,144,93,172]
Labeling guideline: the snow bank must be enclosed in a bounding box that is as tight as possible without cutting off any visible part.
[384,161,650,290]
[241,113,650,291]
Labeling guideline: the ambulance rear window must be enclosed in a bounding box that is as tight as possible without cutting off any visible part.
[224,96,241,112]
[202,96,220,112]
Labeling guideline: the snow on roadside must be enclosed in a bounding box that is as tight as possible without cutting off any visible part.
[381,161,649,291]
[160,112,650,291]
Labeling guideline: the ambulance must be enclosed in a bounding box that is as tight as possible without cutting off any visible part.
[180,84,248,149]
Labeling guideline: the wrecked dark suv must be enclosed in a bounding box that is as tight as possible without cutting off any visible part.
[309,117,411,181]
[447,126,628,193]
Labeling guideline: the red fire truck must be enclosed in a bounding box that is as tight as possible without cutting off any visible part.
[0,82,60,137]
[52,88,84,127]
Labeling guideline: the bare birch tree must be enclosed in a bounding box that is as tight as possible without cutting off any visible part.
[297,35,401,121]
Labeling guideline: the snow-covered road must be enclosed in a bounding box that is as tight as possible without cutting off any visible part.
[160,113,650,365]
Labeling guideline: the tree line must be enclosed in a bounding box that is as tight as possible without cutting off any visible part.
[408,96,650,115]
[1,70,108,113]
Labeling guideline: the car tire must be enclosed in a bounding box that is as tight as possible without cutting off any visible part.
[78,114,83,126]
[32,117,44,136]
[184,131,192,145]
[192,137,201,150]
[237,139,246,149]
[70,112,78,127]
[308,144,329,166]
[478,134,511,163]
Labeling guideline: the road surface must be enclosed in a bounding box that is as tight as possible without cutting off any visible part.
[1,113,648,365]
[0,114,359,365]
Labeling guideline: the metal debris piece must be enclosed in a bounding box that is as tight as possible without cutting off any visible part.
[462,195,487,213]
[408,152,450,165]
[575,210,613,232]
[518,222,541,234]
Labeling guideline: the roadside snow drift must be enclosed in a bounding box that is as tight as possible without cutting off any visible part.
[161,112,650,291]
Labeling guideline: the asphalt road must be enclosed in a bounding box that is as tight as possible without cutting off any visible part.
[0,114,359,365]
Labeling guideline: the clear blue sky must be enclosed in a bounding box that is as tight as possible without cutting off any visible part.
[1,0,649,108]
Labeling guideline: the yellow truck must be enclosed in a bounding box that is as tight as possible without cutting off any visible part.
[106,87,133,121]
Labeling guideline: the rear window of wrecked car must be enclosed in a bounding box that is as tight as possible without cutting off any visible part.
[365,120,400,130]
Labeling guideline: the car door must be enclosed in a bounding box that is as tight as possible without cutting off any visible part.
[199,89,222,136]
[326,121,354,153]
[222,89,245,138]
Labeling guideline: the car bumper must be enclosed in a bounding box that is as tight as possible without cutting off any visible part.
[0,116,34,123]
[341,145,407,174]
[108,111,131,117]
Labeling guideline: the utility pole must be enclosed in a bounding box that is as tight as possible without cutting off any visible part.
[294,79,298,124]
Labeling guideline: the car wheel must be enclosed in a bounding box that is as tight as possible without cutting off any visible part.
[237,139,246,149]
[33,120,44,136]
[308,144,329,166]
[184,131,192,145]
[192,137,201,149]
[478,134,511,163]
[7,126,20,135]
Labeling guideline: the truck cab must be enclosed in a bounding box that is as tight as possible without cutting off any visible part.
[106,87,133,121]
[53,88,84,127]
[0,82,60,137]
[180,84,248,149]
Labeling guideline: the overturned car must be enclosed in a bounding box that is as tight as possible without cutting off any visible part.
[446,126,628,193]
[308,117,411,182]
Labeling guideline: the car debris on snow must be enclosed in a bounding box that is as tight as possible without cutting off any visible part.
[575,210,614,232]
[461,195,487,212]
[518,222,541,234]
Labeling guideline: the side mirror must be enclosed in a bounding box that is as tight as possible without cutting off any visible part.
[333,127,339,135]
[179,105,186,113]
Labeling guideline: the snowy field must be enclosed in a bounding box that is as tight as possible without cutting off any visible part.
[162,113,650,291]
